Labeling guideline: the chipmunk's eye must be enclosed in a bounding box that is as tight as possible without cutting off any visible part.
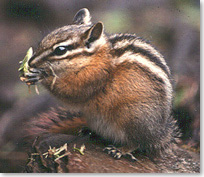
[53,46,67,56]
[53,45,75,56]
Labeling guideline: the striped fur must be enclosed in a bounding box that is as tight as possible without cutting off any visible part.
[109,33,171,76]
[109,33,173,117]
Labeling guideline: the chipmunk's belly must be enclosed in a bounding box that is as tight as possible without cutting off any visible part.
[88,116,127,145]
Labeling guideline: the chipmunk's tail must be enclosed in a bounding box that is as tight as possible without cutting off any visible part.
[23,107,87,143]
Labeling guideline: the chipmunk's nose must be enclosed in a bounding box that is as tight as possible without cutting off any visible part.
[28,49,51,68]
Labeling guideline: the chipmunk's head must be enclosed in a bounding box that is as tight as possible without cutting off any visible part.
[29,8,108,70]
[26,8,111,98]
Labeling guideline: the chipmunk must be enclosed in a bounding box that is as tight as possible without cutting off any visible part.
[21,8,179,160]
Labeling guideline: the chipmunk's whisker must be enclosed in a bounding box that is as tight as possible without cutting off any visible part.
[47,62,59,90]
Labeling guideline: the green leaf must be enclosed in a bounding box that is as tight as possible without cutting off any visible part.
[18,47,33,75]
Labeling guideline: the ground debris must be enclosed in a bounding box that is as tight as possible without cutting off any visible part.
[23,135,200,173]
[25,143,70,173]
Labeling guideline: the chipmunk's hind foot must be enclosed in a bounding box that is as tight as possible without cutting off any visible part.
[103,145,138,161]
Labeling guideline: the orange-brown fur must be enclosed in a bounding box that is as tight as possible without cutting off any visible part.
[43,46,112,103]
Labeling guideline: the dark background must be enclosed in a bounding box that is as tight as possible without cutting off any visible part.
[0,0,200,172]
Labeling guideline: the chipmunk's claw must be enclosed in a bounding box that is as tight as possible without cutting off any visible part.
[103,145,138,161]
[103,145,122,159]
[125,152,138,162]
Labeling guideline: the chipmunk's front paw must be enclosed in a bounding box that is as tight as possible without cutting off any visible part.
[20,68,42,85]
[103,145,137,161]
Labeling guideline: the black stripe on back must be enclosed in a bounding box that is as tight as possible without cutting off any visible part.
[120,61,166,86]
[136,63,168,100]
[113,44,170,77]
[109,33,142,45]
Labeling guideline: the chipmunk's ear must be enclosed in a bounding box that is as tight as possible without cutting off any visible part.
[83,22,104,47]
[73,8,92,25]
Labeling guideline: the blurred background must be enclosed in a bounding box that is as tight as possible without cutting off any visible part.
[0,0,200,172]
